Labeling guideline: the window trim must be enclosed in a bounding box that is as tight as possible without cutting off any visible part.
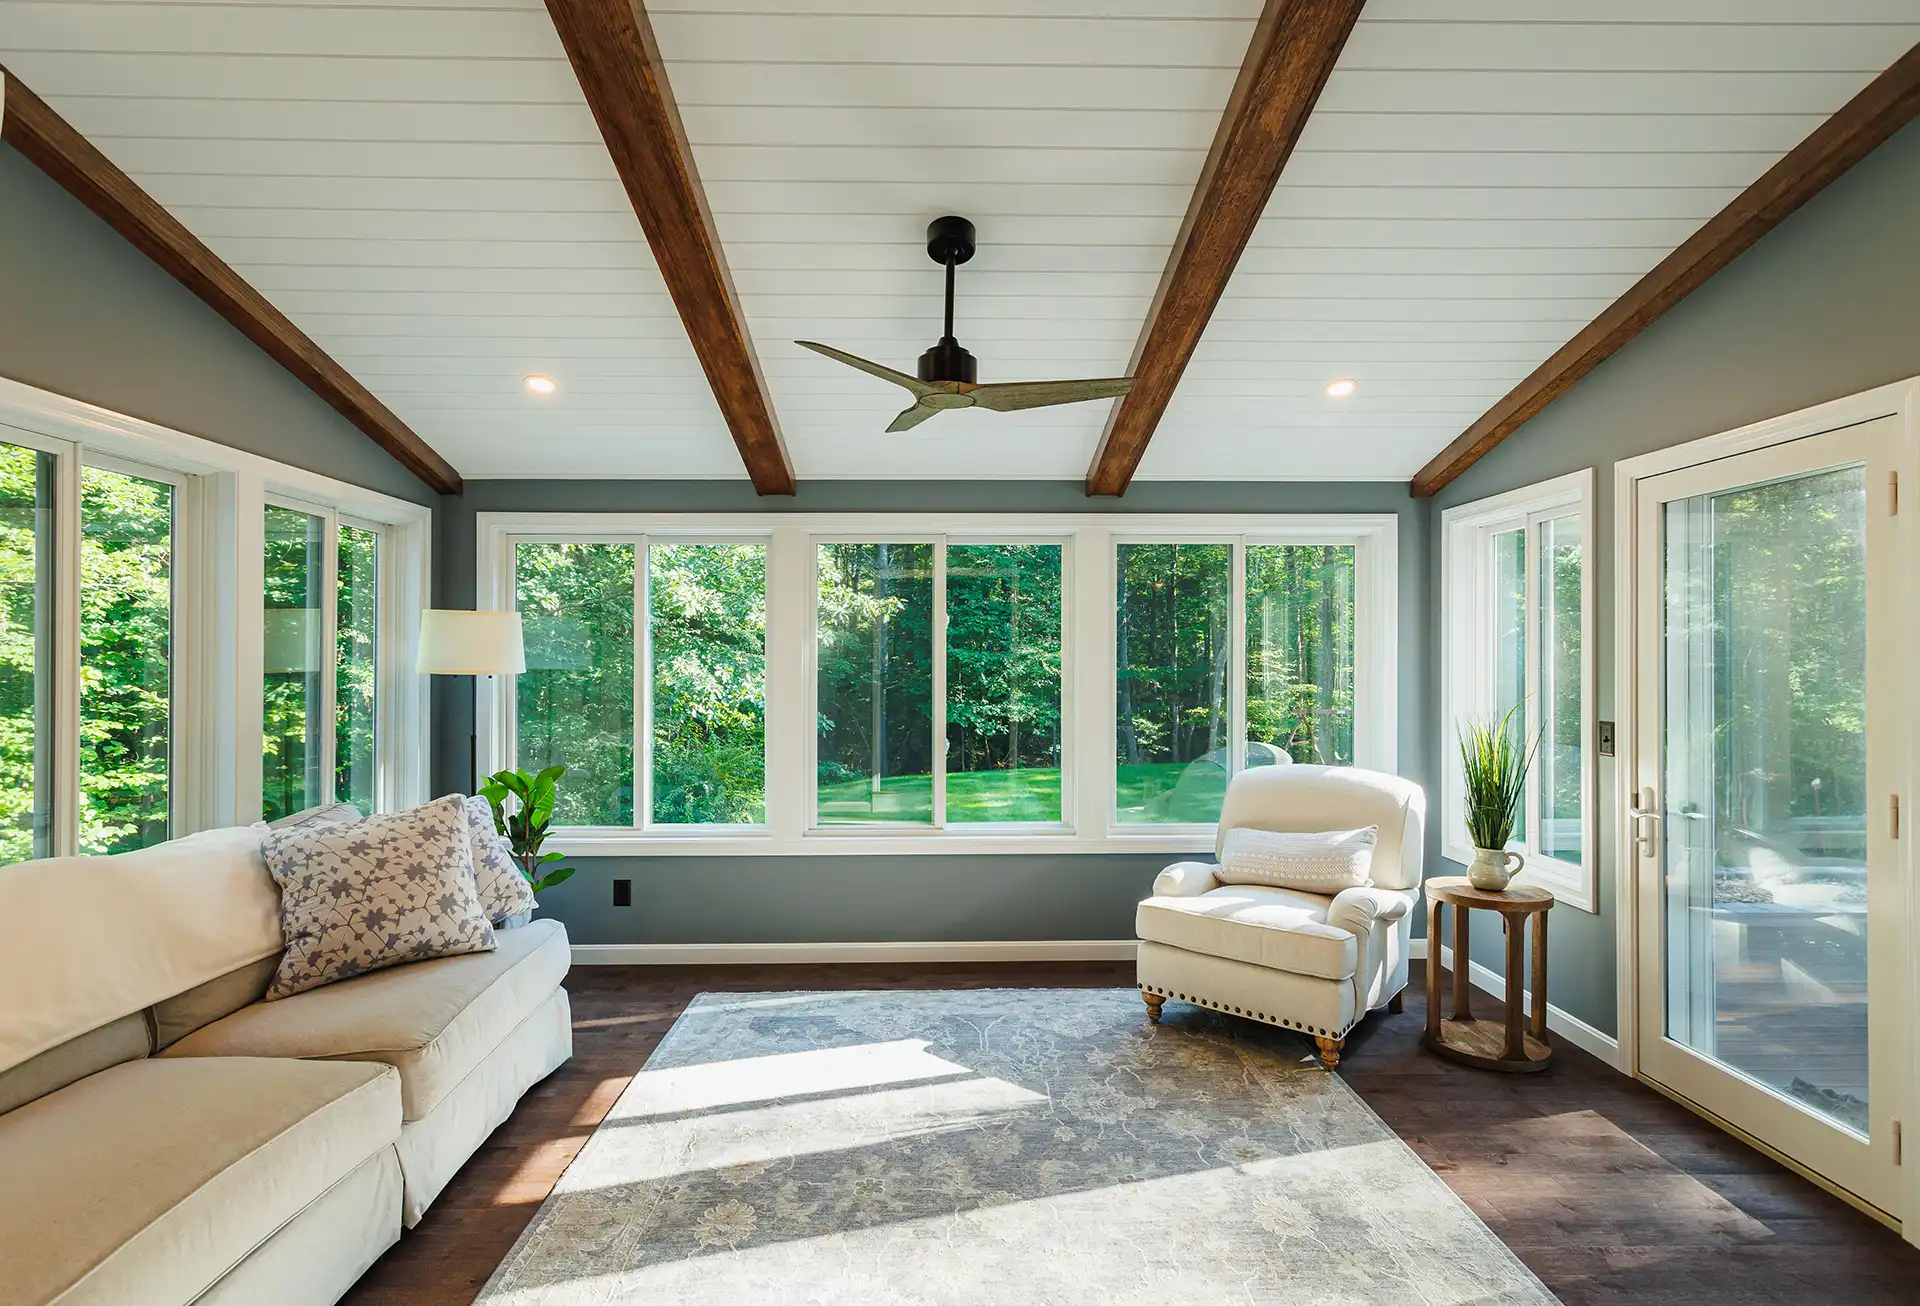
[476,511,1397,856]
[1440,470,1597,911]
[0,376,432,840]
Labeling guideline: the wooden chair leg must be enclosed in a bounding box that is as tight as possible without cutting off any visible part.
[1387,988,1405,1015]
[1314,1036,1343,1069]
[1142,991,1166,1024]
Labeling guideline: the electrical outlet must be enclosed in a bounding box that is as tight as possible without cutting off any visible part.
[613,878,632,907]
[1597,720,1616,757]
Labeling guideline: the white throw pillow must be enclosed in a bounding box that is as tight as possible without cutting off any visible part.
[1216,826,1378,893]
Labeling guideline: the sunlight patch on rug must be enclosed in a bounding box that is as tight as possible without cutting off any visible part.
[479,989,1557,1305]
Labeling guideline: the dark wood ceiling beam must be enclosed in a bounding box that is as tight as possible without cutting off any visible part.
[545,0,795,496]
[1411,41,1920,499]
[0,66,464,496]
[1085,0,1366,497]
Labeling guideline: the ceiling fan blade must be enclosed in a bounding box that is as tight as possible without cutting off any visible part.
[796,341,933,396]
[886,402,941,433]
[969,377,1133,413]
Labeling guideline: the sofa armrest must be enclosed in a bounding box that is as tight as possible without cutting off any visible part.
[1152,861,1221,898]
[1327,886,1418,936]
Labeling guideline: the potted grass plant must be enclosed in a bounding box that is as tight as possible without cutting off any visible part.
[480,764,577,895]
[1458,705,1538,891]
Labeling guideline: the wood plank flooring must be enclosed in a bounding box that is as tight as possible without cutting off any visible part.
[340,961,1919,1306]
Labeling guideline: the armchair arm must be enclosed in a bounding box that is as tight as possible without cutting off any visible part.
[1327,886,1418,936]
[1152,861,1221,898]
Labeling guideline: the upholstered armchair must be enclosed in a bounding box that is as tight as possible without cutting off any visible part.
[1135,764,1425,1068]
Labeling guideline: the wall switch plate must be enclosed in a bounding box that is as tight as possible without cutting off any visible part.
[613,878,632,907]
[1598,720,1616,757]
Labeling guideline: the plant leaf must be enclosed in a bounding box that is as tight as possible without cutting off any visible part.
[531,866,575,891]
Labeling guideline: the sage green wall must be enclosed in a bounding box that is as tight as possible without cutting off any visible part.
[1426,117,1920,1036]
[434,479,1433,946]
[0,143,438,504]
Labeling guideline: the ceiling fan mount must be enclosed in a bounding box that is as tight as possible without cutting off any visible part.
[796,214,1133,433]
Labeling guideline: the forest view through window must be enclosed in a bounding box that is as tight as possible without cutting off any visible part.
[0,442,55,863]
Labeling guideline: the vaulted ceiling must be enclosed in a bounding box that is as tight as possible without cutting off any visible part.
[2,1,1917,486]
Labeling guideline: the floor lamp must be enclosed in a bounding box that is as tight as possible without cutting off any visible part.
[417,609,526,793]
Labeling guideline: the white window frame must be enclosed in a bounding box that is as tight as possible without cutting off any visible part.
[0,376,431,842]
[476,511,1397,856]
[1441,469,1596,910]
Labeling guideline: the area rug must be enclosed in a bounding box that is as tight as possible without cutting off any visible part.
[478,989,1556,1305]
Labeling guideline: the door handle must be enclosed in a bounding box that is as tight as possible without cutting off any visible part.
[1628,787,1660,858]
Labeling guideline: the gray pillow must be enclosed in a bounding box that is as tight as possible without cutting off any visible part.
[267,801,364,832]
[262,794,496,1000]
[1216,826,1378,893]
[462,795,538,925]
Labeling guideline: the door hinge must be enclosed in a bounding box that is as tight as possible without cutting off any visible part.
[1893,795,1902,840]
[1895,1119,1903,1166]
[1892,470,1900,515]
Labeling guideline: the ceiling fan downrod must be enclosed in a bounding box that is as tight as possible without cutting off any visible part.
[917,215,977,385]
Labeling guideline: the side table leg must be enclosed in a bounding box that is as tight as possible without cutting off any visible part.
[1451,897,1472,1022]
[1425,897,1442,1046]
[1531,907,1549,1043]
[1503,913,1526,1061]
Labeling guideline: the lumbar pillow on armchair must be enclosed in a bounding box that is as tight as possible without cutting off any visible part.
[1215,825,1378,893]
[262,793,497,999]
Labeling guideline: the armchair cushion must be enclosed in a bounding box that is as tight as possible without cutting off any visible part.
[1151,861,1221,898]
[1217,825,1377,892]
[1136,886,1356,982]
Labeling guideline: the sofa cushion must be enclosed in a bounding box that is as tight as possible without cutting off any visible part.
[262,794,496,1000]
[1136,885,1358,982]
[0,1056,399,1306]
[150,956,280,1049]
[163,918,569,1121]
[0,1013,150,1115]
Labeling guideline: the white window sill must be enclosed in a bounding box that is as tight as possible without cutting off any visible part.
[547,827,1219,857]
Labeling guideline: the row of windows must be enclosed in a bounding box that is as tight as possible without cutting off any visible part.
[490,521,1386,841]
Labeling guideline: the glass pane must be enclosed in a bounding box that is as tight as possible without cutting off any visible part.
[1245,544,1354,768]
[1661,464,1868,1134]
[947,544,1062,823]
[262,505,324,823]
[650,542,766,825]
[1492,526,1527,840]
[1536,515,1582,865]
[0,443,55,862]
[81,466,173,853]
[336,524,380,815]
[1115,542,1231,824]
[517,542,635,827]
[816,542,933,825]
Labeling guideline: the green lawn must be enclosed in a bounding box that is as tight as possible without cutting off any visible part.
[816,761,1228,825]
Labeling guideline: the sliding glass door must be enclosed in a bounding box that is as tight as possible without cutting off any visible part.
[1631,416,1904,1217]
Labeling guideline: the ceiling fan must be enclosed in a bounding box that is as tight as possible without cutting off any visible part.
[797,216,1134,433]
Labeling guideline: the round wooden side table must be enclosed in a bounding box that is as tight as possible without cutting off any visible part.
[1422,876,1554,1073]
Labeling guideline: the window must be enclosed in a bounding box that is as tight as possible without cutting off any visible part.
[477,512,1394,852]
[1441,471,1594,908]
[80,465,176,854]
[0,441,55,863]
[262,504,389,822]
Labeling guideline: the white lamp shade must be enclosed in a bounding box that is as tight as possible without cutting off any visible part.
[416,609,526,675]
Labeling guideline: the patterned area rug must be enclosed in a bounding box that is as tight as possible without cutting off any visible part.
[479,989,1556,1305]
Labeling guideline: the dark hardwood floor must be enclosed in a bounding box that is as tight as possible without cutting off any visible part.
[341,961,1918,1305]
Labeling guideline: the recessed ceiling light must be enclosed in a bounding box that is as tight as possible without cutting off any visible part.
[1325,378,1357,398]
[524,374,557,396]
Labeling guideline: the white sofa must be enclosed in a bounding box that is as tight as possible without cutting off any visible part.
[0,821,573,1306]
[1135,764,1425,1067]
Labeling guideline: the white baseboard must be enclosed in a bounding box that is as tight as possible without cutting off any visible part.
[1410,938,1622,1069]
[570,940,1141,966]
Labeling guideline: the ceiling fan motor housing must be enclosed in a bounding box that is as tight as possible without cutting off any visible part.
[918,336,977,384]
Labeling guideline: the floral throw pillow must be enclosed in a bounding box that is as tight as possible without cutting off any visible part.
[463,794,538,924]
[263,794,497,1000]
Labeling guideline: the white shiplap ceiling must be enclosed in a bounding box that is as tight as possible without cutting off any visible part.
[2,1,1917,483]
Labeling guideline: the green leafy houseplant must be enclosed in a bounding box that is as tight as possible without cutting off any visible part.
[1458,705,1539,890]
[479,765,576,893]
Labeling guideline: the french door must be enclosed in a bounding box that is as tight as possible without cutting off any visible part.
[1631,415,1907,1217]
